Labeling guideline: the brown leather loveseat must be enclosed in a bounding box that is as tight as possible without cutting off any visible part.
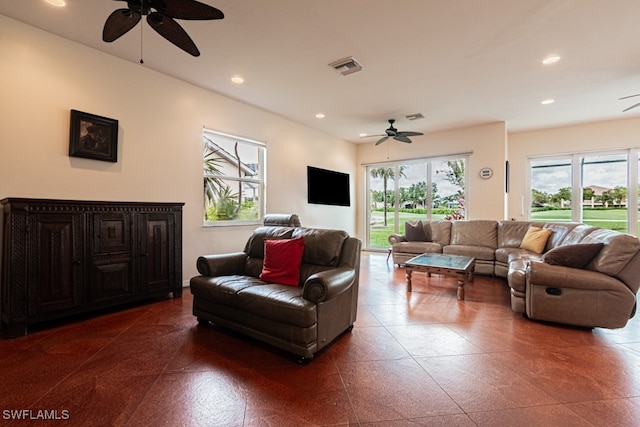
[190,224,361,362]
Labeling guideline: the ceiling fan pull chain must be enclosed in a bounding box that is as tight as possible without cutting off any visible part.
[139,6,144,64]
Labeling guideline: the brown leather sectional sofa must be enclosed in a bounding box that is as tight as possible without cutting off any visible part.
[389,220,640,329]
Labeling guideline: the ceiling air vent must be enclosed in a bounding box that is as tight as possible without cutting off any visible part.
[329,57,363,76]
[406,113,424,121]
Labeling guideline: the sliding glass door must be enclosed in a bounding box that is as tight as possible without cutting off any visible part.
[365,157,466,250]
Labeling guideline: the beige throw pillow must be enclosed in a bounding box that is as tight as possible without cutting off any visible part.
[520,226,552,254]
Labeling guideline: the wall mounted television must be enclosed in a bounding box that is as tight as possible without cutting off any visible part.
[307,166,350,207]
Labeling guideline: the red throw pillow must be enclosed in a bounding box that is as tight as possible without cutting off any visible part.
[259,237,305,286]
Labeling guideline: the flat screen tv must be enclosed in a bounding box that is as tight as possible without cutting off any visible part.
[307,166,350,207]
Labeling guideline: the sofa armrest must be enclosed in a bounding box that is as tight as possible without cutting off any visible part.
[388,234,406,245]
[302,267,356,303]
[196,252,247,276]
[528,261,624,291]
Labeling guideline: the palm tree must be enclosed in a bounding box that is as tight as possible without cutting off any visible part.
[370,166,406,226]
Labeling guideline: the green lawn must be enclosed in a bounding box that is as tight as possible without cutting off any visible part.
[369,208,635,247]
[531,208,630,232]
[369,212,445,247]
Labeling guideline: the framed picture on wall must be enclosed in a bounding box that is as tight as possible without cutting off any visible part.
[69,109,118,162]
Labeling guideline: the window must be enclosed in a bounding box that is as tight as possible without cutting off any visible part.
[365,156,467,249]
[529,157,573,222]
[529,149,639,236]
[203,129,265,226]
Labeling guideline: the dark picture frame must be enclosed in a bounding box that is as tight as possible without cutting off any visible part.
[69,110,118,162]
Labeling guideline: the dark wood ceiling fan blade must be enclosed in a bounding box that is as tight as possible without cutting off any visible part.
[394,135,412,143]
[396,131,423,137]
[623,101,640,112]
[147,12,200,56]
[103,9,141,42]
[619,94,640,100]
[375,136,390,145]
[157,0,225,20]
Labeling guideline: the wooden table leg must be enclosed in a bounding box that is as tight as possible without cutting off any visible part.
[406,268,413,292]
[457,279,465,300]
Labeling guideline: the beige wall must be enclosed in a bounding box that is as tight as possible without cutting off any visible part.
[0,16,357,283]
[508,117,640,221]
[355,122,509,240]
[4,15,639,281]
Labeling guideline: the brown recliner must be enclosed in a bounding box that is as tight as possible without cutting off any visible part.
[190,225,360,362]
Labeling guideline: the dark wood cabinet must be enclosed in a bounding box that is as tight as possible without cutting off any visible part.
[1,198,183,337]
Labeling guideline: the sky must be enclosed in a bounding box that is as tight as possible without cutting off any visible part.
[531,155,630,194]
[368,161,461,196]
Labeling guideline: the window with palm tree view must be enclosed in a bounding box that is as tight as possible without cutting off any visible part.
[203,129,265,225]
[529,149,639,236]
[366,157,466,249]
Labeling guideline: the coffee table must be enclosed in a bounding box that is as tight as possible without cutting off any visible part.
[405,253,475,300]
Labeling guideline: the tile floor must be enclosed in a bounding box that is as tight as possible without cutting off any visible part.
[1,252,640,426]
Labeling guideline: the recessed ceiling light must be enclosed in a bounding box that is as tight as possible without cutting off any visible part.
[44,0,66,6]
[541,99,555,105]
[542,55,561,65]
[359,133,367,138]
[231,76,244,84]
[315,113,325,119]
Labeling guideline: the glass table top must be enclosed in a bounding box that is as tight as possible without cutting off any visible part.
[406,253,474,270]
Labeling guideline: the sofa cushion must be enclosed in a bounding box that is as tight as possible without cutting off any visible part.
[443,244,495,261]
[190,274,266,307]
[260,237,305,286]
[542,243,604,269]
[560,224,599,245]
[393,241,444,254]
[429,221,452,246]
[237,284,317,327]
[293,228,348,267]
[495,247,530,263]
[497,221,542,248]
[581,229,640,276]
[405,221,428,241]
[245,226,295,258]
[520,226,552,254]
[542,223,580,250]
[450,220,497,248]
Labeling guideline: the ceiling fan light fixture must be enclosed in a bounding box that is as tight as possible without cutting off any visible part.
[44,0,66,7]
[542,55,561,65]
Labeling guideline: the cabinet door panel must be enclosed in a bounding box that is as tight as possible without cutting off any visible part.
[89,256,134,302]
[93,214,132,254]
[28,214,83,315]
[140,214,175,290]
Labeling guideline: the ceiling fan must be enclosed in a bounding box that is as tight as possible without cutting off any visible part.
[368,119,424,145]
[620,94,640,112]
[102,0,224,57]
